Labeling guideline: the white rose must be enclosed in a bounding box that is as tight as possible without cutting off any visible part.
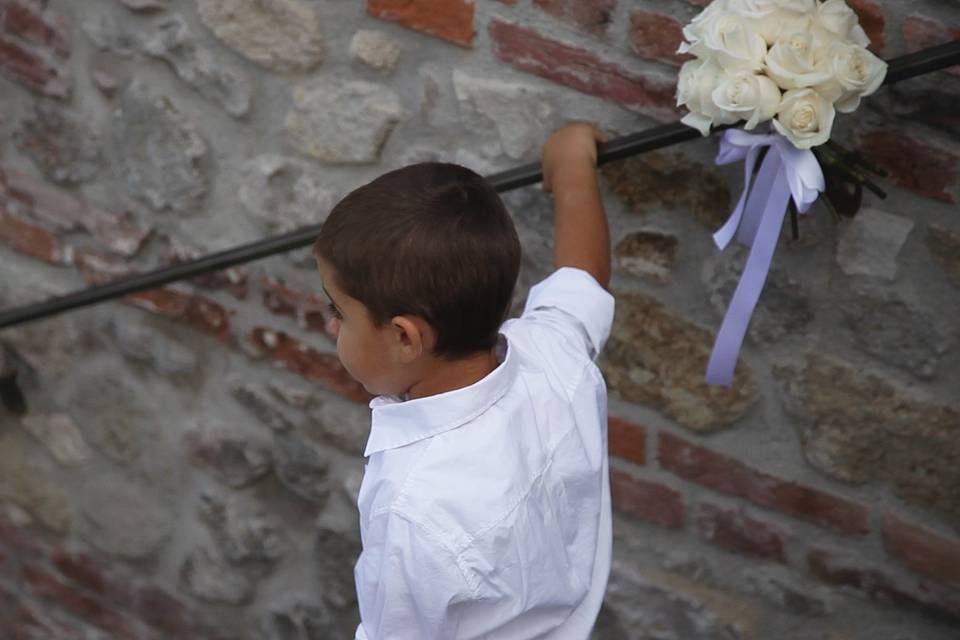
[765,32,834,90]
[679,11,768,72]
[773,88,836,149]
[814,42,887,112]
[712,71,782,129]
[812,0,870,47]
[728,0,817,15]
[747,3,816,45]
[677,58,740,136]
[681,0,730,45]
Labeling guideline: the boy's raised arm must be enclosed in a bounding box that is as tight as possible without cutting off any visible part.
[541,123,611,290]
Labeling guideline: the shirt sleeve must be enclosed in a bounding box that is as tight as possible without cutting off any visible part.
[354,510,474,640]
[518,267,616,361]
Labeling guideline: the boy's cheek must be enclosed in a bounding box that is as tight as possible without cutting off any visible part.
[326,317,341,336]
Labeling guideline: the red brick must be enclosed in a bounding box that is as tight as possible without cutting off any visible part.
[368,0,474,47]
[74,248,134,284]
[3,167,150,256]
[128,288,234,341]
[74,250,235,340]
[607,415,646,465]
[135,584,198,636]
[0,207,65,263]
[629,10,690,66]
[846,0,885,53]
[610,469,684,528]
[0,548,13,581]
[165,248,248,300]
[658,432,869,535]
[695,502,788,562]
[883,513,960,587]
[248,327,372,404]
[808,548,960,622]
[49,546,134,610]
[0,0,70,57]
[857,129,959,204]
[261,276,334,336]
[489,18,678,120]
[0,517,49,556]
[0,34,69,98]
[20,563,144,640]
[532,0,616,38]
[903,15,960,78]
[3,599,84,640]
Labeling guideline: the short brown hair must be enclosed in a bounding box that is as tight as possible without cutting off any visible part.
[313,163,521,360]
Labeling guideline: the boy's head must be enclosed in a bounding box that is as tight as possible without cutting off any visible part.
[313,162,521,397]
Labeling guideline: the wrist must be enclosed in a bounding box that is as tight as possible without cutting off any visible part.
[550,162,599,195]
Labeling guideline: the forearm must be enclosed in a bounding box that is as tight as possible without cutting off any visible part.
[551,165,611,289]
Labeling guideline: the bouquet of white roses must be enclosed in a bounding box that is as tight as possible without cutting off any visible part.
[676,0,893,386]
[677,0,887,149]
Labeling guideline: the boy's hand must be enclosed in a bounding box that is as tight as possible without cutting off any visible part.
[541,123,608,193]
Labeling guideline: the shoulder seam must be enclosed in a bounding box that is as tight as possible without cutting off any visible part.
[385,507,482,597]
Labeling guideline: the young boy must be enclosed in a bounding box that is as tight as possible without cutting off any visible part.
[313,123,614,639]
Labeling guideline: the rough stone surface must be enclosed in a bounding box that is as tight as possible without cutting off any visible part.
[13,103,102,184]
[602,151,732,230]
[179,546,255,605]
[184,426,272,488]
[120,0,169,11]
[840,292,952,379]
[110,319,198,375]
[741,566,837,616]
[260,598,339,640]
[600,290,757,432]
[350,29,401,72]
[313,526,361,611]
[603,561,752,639]
[0,431,72,532]
[197,490,287,565]
[286,79,401,164]
[66,374,149,464]
[108,80,209,215]
[238,154,336,232]
[452,69,556,160]
[304,399,369,457]
[272,432,332,504]
[836,207,915,281]
[19,413,93,466]
[196,0,325,72]
[142,15,252,118]
[82,15,139,57]
[232,381,301,433]
[704,245,815,345]
[76,474,174,559]
[775,353,960,522]
[926,223,960,289]
[614,228,678,284]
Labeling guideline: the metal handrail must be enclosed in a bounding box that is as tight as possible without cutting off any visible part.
[1,40,958,330]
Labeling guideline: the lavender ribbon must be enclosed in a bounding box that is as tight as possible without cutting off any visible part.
[706,130,825,386]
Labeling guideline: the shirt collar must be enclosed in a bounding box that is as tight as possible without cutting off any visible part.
[364,332,516,457]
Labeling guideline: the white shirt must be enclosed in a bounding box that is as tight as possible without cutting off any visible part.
[354,267,616,639]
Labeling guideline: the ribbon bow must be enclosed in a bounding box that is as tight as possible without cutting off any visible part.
[706,129,825,386]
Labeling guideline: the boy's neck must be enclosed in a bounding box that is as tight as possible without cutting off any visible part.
[402,346,499,401]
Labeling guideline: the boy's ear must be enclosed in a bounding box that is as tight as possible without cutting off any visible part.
[391,315,435,363]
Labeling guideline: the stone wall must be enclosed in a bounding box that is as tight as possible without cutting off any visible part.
[0,0,958,638]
